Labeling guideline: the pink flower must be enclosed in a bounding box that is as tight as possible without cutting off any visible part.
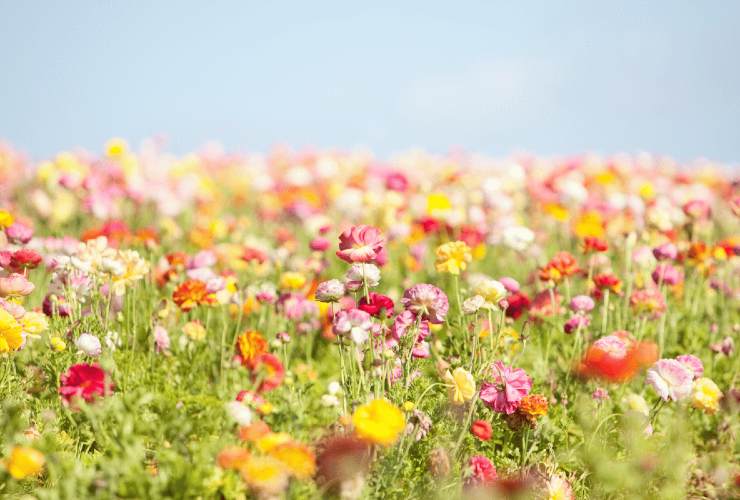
[479,361,532,414]
[315,279,345,303]
[0,273,35,298]
[569,295,595,313]
[5,222,33,244]
[564,315,590,334]
[651,263,683,286]
[646,359,694,401]
[401,284,449,324]
[153,325,170,353]
[465,455,497,488]
[652,242,677,261]
[676,354,703,379]
[332,308,374,344]
[336,225,385,264]
[499,277,520,293]
[309,237,330,252]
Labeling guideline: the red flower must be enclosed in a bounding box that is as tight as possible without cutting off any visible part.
[593,272,622,296]
[172,280,215,311]
[10,249,42,272]
[336,225,385,264]
[251,353,285,392]
[582,237,608,253]
[578,331,657,382]
[470,420,492,441]
[242,247,268,264]
[538,252,580,283]
[466,455,498,488]
[59,363,112,405]
[357,293,395,318]
[505,291,531,319]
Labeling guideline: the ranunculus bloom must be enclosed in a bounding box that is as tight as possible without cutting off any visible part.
[75,333,102,357]
[173,279,215,311]
[564,315,590,334]
[646,358,694,402]
[5,446,45,479]
[352,399,405,446]
[343,263,381,292]
[470,420,492,441]
[652,242,677,261]
[336,225,385,264]
[0,308,23,353]
[538,251,580,282]
[691,377,722,414]
[401,284,449,324]
[251,353,285,393]
[309,237,330,252]
[315,279,345,303]
[0,273,35,298]
[435,240,472,275]
[236,330,268,368]
[676,354,704,379]
[444,367,476,406]
[466,455,497,488]
[10,249,42,271]
[59,363,112,405]
[479,361,532,414]
[5,221,33,244]
[358,292,394,318]
[578,331,657,382]
[651,263,683,286]
[569,295,595,313]
[505,291,531,319]
[332,308,373,345]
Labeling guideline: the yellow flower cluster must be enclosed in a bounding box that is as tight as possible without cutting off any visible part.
[435,241,472,275]
[352,399,405,446]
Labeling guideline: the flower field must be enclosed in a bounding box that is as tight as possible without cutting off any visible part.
[0,141,738,499]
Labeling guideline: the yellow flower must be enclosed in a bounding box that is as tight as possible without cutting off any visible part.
[183,321,206,341]
[352,399,405,446]
[20,312,49,336]
[426,192,451,215]
[402,401,415,412]
[269,442,316,479]
[435,241,472,275]
[279,272,306,290]
[239,456,289,495]
[0,308,23,353]
[544,203,569,222]
[623,393,649,417]
[256,432,292,453]
[444,367,476,406]
[0,209,14,228]
[692,377,722,414]
[105,137,128,157]
[4,446,45,479]
[50,336,66,352]
[573,211,605,239]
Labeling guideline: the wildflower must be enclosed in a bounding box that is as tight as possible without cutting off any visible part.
[236,330,268,368]
[539,252,580,283]
[172,280,215,311]
[240,456,289,495]
[582,236,608,253]
[593,272,622,295]
[401,284,449,324]
[183,320,206,341]
[50,336,66,352]
[358,292,394,318]
[517,393,548,422]
[0,210,14,228]
[564,315,590,334]
[529,290,563,319]
[309,236,330,252]
[623,393,650,416]
[270,441,316,479]
[710,336,734,355]
[59,363,112,405]
[0,274,35,298]
[691,377,722,414]
[480,361,532,414]
[352,399,405,446]
[279,271,306,290]
[651,263,683,286]
[4,446,45,479]
[465,455,497,488]
[0,308,23,353]
[545,474,575,500]
[469,274,507,307]
[336,225,385,264]
[676,354,704,380]
[435,240,472,275]
[225,401,254,426]
[653,242,678,261]
[443,367,476,406]
[471,420,492,441]
[75,333,102,357]
[569,295,595,313]
[505,291,531,319]
[5,226,34,252]
[9,249,42,272]
[579,332,657,382]
[315,279,345,303]
[499,277,520,293]
[629,288,666,318]
[333,308,374,345]
[343,263,381,292]
[153,325,170,353]
[406,409,432,441]
[462,295,486,314]
[502,225,534,251]
[592,387,609,401]
[217,446,250,470]
[251,353,285,392]
[646,359,694,402]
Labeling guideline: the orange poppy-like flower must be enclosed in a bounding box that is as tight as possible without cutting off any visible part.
[172,280,215,311]
[538,252,580,283]
[578,331,657,383]
[236,330,268,369]
[269,442,316,479]
[217,446,250,470]
[518,394,548,422]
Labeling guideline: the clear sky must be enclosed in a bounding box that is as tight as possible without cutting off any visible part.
[2,1,739,163]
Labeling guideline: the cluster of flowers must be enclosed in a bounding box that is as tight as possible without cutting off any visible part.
[0,140,738,497]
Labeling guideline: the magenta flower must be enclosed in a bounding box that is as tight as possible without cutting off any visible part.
[401,284,449,324]
[465,455,497,488]
[646,359,694,401]
[569,295,595,313]
[651,263,683,286]
[564,315,590,334]
[676,354,703,380]
[479,361,532,414]
[652,242,677,261]
[5,222,33,244]
[336,225,385,264]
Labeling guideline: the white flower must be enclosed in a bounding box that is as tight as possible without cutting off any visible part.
[75,333,102,357]
[502,225,534,251]
[104,330,121,351]
[328,381,343,395]
[462,295,486,314]
[225,401,253,426]
[321,394,340,407]
[343,263,381,292]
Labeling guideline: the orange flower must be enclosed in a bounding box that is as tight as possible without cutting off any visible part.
[172,280,215,311]
[518,394,548,422]
[239,420,271,442]
[269,442,316,479]
[539,252,580,283]
[217,446,250,470]
[236,330,268,368]
[581,237,608,254]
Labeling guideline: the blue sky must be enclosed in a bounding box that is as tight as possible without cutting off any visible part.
[1,1,739,162]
